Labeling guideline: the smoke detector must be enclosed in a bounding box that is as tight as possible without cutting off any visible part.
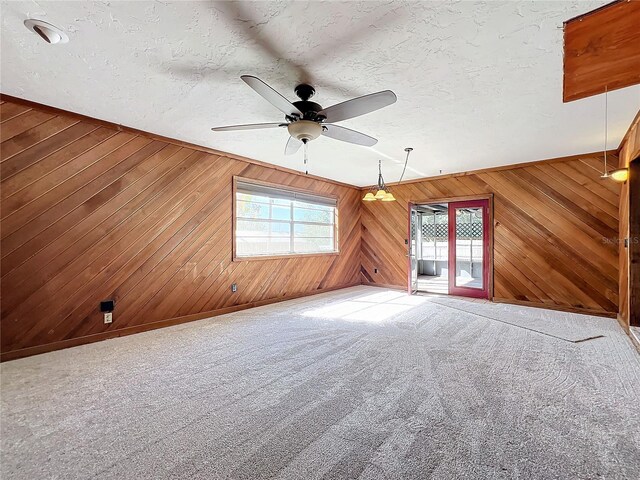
[24,19,69,44]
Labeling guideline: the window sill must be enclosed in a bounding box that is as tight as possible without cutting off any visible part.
[233,252,339,262]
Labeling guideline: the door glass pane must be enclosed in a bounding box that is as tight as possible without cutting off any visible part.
[455,207,483,289]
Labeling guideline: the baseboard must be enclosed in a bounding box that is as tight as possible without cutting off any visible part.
[493,297,617,319]
[361,281,406,291]
[0,282,360,362]
[628,327,640,354]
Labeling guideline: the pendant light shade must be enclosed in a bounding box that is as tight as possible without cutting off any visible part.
[362,192,377,201]
[610,168,629,182]
[362,150,412,203]
[362,160,396,202]
[374,189,387,199]
[381,192,396,202]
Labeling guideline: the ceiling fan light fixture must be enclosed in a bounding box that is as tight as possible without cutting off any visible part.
[362,192,377,201]
[287,120,322,142]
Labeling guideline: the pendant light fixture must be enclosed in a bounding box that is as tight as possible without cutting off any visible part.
[362,148,413,202]
[600,86,629,183]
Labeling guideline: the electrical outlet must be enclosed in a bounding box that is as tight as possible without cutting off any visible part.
[231,283,237,293]
[104,312,113,324]
[374,268,378,273]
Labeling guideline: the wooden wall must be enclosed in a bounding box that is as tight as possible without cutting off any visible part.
[0,98,361,360]
[361,153,621,316]
[618,110,640,329]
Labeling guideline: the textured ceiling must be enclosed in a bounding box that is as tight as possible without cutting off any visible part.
[1,1,639,186]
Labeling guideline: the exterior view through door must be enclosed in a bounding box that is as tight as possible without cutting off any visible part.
[409,198,491,299]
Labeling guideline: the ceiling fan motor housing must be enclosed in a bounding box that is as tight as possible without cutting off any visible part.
[287,120,323,142]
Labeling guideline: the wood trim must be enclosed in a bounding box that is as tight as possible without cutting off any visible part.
[233,175,339,200]
[629,156,640,327]
[493,297,617,319]
[563,0,625,23]
[0,281,360,362]
[233,252,340,262]
[0,94,357,190]
[617,109,640,152]
[361,281,406,291]
[409,193,494,206]
[362,151,618,189]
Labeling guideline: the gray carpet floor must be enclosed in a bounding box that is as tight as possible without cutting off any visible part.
[2,286,639,480]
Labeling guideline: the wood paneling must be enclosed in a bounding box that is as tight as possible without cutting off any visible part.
[617,110,640,329]
[0,98,361,360]
[361,153,621,316]
[563,0,640,102]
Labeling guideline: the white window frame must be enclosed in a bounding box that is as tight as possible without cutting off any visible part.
[233,177,339,260]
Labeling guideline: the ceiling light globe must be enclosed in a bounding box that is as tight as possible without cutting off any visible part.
[287,120,322,142]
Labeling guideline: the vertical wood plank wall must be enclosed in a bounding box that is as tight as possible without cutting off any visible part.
[618,111,640,329]
[361,154,621,316]
[0,99,362,359]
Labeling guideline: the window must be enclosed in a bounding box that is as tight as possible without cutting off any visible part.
[234,178,338,258]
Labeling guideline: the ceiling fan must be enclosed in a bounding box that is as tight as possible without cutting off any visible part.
[212,75,397,155]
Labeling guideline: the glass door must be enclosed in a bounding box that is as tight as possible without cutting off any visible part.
[408,203,419,294]
[448,199,490,299]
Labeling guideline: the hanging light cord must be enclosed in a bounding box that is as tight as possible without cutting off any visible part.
[303,141,309,175]
[398,147,413,183]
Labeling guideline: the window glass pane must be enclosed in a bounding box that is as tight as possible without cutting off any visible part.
[272,205,290,221]
[236,200,270,219]
[294,199,332,210]
[236,220,290,237]
[294,223,333,238]
[236,237,292,256]
[237,192,270,204]
[293,207,332,223]
[235,182,337,257]
[294,237,335,253]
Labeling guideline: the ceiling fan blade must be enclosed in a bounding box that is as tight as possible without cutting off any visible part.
[322,124,377,147]
[284,136,302,155]
[241,75,303,118]
[215,2,314,85]
[211,122,285,132]
[320,90,397,123]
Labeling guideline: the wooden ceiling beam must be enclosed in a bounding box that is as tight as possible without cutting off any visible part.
[563,0,640,102]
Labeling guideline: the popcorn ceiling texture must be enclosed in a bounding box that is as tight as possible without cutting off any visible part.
[1,1,639,185]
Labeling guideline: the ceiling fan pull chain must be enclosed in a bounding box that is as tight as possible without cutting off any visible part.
[303,141,309,175]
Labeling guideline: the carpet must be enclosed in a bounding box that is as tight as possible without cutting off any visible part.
[2,286,639,479]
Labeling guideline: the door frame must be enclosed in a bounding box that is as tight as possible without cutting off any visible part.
[407,194,494,299]
[629,156,639,327]
[407,203,419,294]
[448,199,491,299]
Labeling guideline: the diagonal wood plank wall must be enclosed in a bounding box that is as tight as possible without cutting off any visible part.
[0,98,361,359]
[0,97,625,359]
[361,154,621,316]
